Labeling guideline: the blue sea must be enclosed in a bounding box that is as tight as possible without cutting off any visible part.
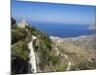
[31,22,96,38]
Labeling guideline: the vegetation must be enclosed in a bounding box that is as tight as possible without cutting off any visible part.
[12,29,27,44]
[26,26,53,71]
[11,17,17,29]
[11,17,53,73]
[71,61,96,70]
[56,64,68,72]
[11,18,31,74]
[11,17,16,25]
[11,17,96,73]
[48,55,60,66]
[12,41,29,61]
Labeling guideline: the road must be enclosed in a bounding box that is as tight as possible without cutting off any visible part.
[55,46,71,71]
[28,36,37,73]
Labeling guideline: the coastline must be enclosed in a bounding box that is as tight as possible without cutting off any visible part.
[50,34,96,40]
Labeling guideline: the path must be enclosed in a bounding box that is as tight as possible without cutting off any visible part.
[28,36,37,73]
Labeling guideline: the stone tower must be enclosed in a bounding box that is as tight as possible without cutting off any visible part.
[18,19,28,28]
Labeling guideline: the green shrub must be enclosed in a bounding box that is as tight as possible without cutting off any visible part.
[56,64,68,71]
[49,55,60,66]
[71,61,96,70]
[12,41,29,61]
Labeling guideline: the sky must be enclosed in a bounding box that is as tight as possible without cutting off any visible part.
[12,0,96,25]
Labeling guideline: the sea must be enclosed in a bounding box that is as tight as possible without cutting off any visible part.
[31,22,96,38]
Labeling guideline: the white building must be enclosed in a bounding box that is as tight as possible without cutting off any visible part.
[18,19,28,28]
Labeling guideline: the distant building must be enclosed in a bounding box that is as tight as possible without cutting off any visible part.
[18,19,28,28]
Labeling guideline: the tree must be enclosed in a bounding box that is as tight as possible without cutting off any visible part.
[11,17,16,25]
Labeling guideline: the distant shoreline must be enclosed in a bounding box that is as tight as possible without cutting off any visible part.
[50,34,96,40]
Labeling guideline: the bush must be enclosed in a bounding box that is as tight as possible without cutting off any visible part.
[71,61,96,70]
[56,64,68,71]
[11,17,16,25]
[49,55,60,66]
[12,41,29,61]
[11,28,27,44]
[40,33,52,49]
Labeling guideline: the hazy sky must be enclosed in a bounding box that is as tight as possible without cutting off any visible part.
[12,0,96,25]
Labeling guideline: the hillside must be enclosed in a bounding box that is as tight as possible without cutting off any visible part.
[11,18,56,74]
[50,35,96,70]
[11,18,96,74]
